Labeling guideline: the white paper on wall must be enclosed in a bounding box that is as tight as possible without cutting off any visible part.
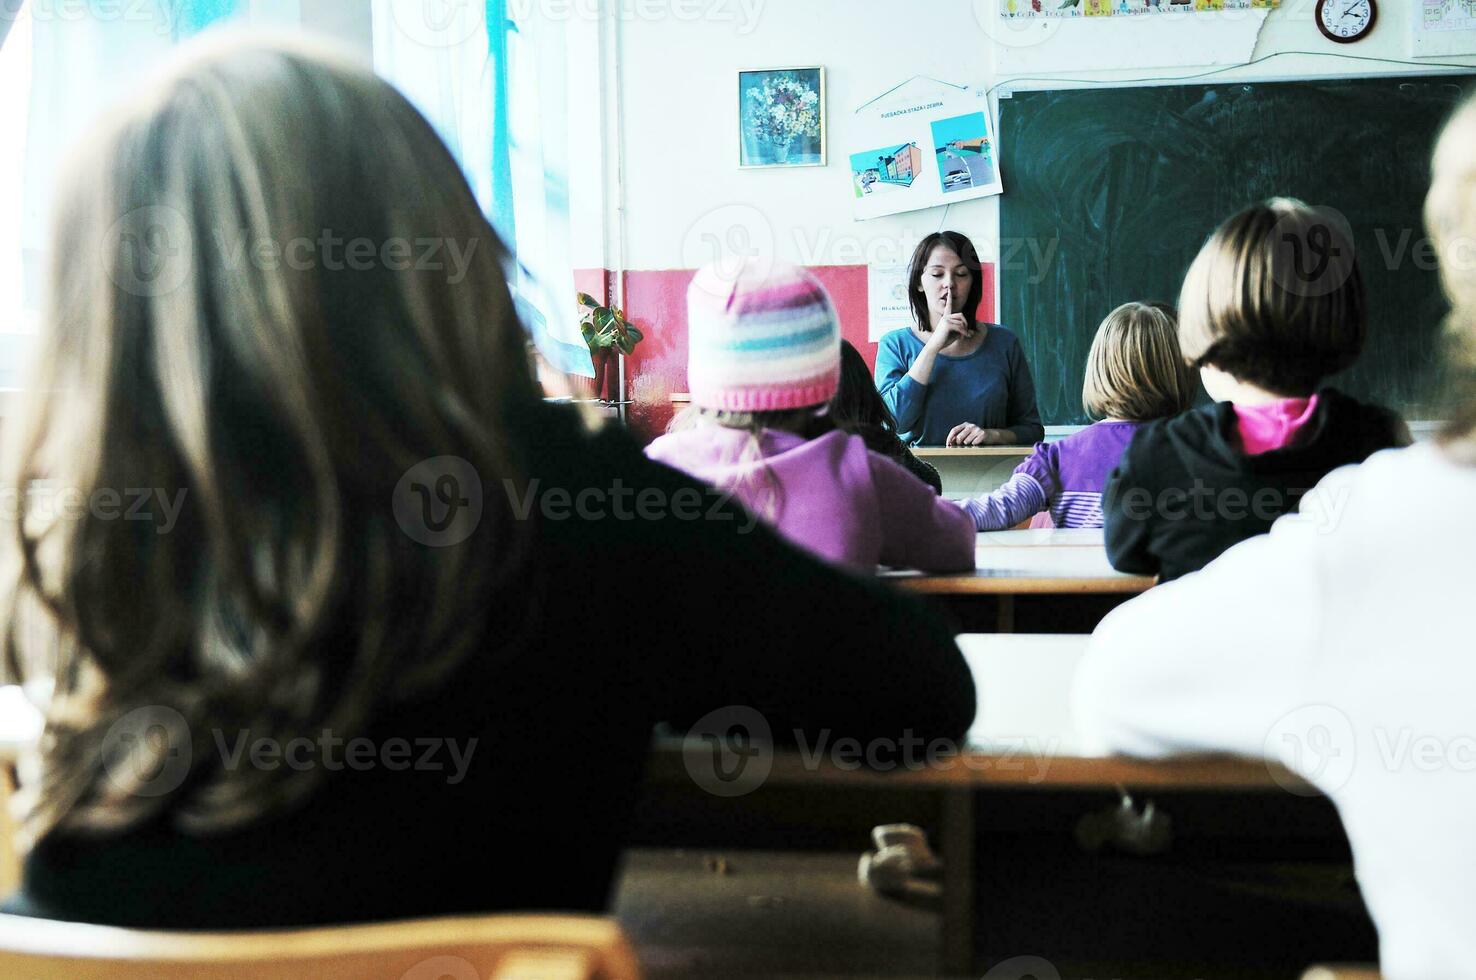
[868,263,913,341]
[849,82,1002,221]
[1413,0,1476,58]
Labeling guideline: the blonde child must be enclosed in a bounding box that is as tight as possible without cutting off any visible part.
[961,302,1195,531]
[645,261,975,572]
[1104,198,1409,581]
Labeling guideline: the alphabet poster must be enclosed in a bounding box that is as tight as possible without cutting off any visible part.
[1002,0,1277,16]
[850,84,1002,221]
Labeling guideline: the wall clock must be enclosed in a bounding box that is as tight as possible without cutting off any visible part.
[1315,0,1376,44]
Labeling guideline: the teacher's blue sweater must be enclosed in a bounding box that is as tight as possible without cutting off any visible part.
[874,325,1044,447]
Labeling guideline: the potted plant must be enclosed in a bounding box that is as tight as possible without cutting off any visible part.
[577,292,644,402]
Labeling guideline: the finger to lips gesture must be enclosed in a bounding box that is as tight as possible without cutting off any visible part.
[938,311,971,338]
[926,310,971,354]
[938,284,972,336]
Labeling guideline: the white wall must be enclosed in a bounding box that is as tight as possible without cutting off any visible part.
[613,0,1476,283]
[615,1,996,274]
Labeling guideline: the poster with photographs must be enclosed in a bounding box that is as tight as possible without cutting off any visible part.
[850,83,1001,220]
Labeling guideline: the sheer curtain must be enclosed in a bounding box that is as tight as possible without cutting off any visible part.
[3,0,591,388]
[0,0,257,390]
[371,0,592,379]
[0,1,35,387]
[503,6,589,379]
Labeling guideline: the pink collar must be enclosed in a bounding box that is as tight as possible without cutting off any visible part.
[1234,394,1320,455]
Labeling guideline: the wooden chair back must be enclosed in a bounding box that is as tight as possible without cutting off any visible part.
[0,912,641,980]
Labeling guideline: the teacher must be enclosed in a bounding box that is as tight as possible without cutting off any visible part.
[875,231,1044,447]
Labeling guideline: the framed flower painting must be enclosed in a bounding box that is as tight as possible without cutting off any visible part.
[738,67,826,168]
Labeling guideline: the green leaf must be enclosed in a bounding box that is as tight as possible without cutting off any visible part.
[577,293,645,353]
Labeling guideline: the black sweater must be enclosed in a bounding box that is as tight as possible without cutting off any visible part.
[2,403,975,929]
[1104,388,1409,582]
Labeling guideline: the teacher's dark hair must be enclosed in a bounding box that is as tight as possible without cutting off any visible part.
[907,230,984,332]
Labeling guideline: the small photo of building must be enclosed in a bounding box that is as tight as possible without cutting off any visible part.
[849,142,922,197]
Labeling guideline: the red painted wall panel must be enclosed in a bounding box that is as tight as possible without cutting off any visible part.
[577,263,996,444]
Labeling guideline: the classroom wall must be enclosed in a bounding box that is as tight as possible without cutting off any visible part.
[605,1,997,438]
[603,0,1476,441]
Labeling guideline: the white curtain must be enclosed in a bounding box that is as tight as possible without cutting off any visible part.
[369,0,495,213]
[1,3,182,386]
[2,0,592,387]
[371,0,590,378]
[0,0,300,389]
[504,9,588,378]
[0,2,37,385]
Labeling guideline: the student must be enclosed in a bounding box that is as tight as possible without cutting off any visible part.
[960,301,1196,531]
[0,37,977,929]
[1075,99,1476,980]
[1103,199,1408,581]
[646,262,974,573]
[874,231,1044,448]
[831,339,943,495]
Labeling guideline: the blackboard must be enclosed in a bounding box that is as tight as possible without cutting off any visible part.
[998,74,1475,425]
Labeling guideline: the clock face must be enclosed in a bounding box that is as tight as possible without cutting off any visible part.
[1316,0,1375,43]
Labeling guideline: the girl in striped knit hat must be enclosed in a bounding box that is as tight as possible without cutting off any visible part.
[644,260,975,572]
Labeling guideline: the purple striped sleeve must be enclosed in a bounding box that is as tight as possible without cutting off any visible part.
[958,471,1049,531]
[1050,490,1106,529]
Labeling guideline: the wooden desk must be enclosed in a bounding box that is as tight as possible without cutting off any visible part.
[647,633,1292,793]
[916,447,1033,496]
[911,446,1034,458]
[880,530,1155,631]
[6,639,1301,976]
[646,634,1303,974]
[885,529,1154,593]
[970,528,1110,547]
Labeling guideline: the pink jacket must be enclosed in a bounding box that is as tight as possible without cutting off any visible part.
[644,427,975,572]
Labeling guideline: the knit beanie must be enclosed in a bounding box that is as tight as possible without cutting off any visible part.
[686,260,841,412]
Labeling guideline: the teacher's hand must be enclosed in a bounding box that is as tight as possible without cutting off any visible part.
[923,312,972,353]
[946,422,993,447]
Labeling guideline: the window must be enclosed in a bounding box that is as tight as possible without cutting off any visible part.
[0,1,594,393]
[0,2,36,389]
